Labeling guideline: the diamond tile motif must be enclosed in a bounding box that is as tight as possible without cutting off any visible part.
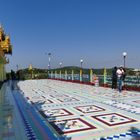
[133,100,140,104]
[74,105,105,113]
[92,113,137,126]
[44,108,74,118]
[57,97,79,102]
[49,118,96,134]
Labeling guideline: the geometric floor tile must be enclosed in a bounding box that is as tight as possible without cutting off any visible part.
[92,113,137,126]
[57,97,79,102]
[17,79,140,140]
[74,105,105,113]
[102,101,140,114]
[44,108,74,118]
[50,94,69,98]
[133,100,140,104]
[49,118,97,134]
[31,99,53,104]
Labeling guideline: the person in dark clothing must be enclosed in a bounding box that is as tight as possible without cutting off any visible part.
[11,70,16,80]
[11,70,16,90]
[16,70,20,81]
[111,66,117,89]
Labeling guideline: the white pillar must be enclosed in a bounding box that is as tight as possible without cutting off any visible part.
[90,69,93,83]
[72,70,74,81]
[80,69,82,82]
[60,70,61,79]
[65,70,67,80]
[55,71,57,79]
[50,71,52,78]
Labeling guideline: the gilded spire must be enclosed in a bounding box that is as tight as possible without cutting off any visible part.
[29,64,33,71]
[0,24,3,32]
[0,25,12,55]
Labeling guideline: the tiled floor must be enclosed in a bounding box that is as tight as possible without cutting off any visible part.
[0,80,140,140]
[0,83,27,140]
[15,79,140,140]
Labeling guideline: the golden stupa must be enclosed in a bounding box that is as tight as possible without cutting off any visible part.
[0,25,12,81]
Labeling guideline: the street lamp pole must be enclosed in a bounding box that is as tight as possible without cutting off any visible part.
[80,59,83,68]
[80,59,83,82]
[122,52,127,68]
[59,62,62,68]
[59,62,62,79]
[48,64,50,69]
[48,53,51,70]
[122,52,127,90]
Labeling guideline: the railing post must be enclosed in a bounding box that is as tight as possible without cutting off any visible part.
[65,70,67,80]
[72,70,74,81]
[90,69,93,83]
[80,69,82,82]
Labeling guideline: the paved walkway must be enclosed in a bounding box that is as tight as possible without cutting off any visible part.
[17,79,140,140]
[0,80,140,140]
[0,82,27,140]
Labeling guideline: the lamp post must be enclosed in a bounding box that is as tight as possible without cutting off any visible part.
[59,62,62,79]
[122,52,127,90]
[48,53,51,70]
[122,52,127,68]
[80,59,83,68]
[59,62,62,68]
[80,59,83,82]
[47,64,50,78]
[46,53,51,78]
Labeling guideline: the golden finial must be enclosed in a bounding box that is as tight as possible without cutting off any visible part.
[0,24,3,31]
[5,35,10,41]
[29,64,33,71]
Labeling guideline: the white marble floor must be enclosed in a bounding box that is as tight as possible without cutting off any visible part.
[16,79,140,140]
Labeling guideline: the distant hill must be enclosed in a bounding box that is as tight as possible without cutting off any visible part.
[6,67,136,80]
[19,68,47,74]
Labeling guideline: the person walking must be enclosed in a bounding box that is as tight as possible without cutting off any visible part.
[111,66,117,90]
[116,66,124,93]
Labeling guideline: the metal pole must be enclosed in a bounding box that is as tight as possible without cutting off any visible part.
[48,53,51,70]
[122,52,127,68]
[80,60,83,82]
[124,56,126,68]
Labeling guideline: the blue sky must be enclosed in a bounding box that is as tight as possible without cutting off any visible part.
[0,0,140,71]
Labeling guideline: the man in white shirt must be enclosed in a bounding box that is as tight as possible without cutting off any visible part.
[116,66,124,93]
